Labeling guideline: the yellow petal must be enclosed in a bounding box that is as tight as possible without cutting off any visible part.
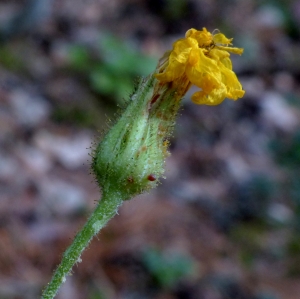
[228,89,245,100]
[217,46,244,55]
[188,48,200,66]
[173,37,198,62]
[217,61,244,100]
[220,57,232,70]
[186,27,212,46]
[192,84,227,105]
[185,28,198,38]
[186,49,221,89]
[208,48,230,61]
[156,37,199,82]
[155,59,186,82]
[213,33,233,45]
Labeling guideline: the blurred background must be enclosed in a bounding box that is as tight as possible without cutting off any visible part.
[1,0,300,298]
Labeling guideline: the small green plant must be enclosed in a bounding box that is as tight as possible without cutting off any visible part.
[142,248,195,289]
[0,45,24,70]
[270,131,300,168]
[69,34,157,101]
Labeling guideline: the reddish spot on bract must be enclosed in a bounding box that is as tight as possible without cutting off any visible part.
[150,94,160,105]
[127,176,134,183]
[147,174,156,181]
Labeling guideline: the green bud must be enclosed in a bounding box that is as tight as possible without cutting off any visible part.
[92,74,182,200]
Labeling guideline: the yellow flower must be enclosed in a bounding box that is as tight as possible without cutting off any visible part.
[155,28,245,105]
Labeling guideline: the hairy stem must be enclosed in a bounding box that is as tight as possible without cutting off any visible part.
[41,189,123,299]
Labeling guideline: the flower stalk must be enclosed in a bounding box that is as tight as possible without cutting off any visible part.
[41,28,245,298]
[41,189,123,299]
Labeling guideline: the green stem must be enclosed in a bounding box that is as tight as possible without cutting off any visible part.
[41,188,123,299]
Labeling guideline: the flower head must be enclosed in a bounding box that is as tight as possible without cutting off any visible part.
[93,28,245,199]
[155,28,245,105]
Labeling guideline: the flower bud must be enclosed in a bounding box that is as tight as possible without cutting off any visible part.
[92,75,183,199]
[92,27,245,200]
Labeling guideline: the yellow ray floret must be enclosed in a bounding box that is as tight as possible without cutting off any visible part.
[155,28,245,105]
